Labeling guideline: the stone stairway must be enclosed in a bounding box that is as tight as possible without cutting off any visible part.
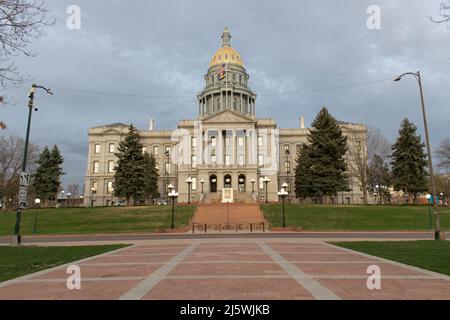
[191,201,267,233]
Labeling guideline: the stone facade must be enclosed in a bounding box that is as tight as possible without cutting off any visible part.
[84,28,368,206]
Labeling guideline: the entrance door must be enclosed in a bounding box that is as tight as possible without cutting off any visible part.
[210,175,217,193]
[224,174,232,188]
[238,174,246,192]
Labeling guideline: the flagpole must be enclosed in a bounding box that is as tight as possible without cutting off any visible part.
[225,62,228,110]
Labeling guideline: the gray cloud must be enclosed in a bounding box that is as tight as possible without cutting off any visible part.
[2,0,449,187]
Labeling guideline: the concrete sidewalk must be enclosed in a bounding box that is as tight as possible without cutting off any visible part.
[1,238,449,300]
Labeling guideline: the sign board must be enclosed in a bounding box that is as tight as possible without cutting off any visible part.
[20,171,30,187]
[19,185,28,209]
[221,188,234,203]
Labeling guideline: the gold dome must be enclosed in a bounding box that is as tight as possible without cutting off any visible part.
[209,27,244,68]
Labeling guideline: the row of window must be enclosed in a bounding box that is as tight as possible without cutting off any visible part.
[91,181,114,194]
[93,143,172,157]
[92,160,173,175]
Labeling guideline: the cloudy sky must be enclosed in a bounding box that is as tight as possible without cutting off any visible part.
[1,0,449,188]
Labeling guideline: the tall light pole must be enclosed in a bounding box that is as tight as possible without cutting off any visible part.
[263,177,271,205]
[200,179,205,194]
[186,177,193,205]
[33,198,41,234]
[168,189,179,229]
[278,187,288,228]
[251,178,255,194]
[14,84,53,245]
[394,71,443,240]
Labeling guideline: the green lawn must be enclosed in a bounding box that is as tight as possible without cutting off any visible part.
[262,204,450,231]
[333,241,450,276]
[0,206,195,236]
[0,245,127,282]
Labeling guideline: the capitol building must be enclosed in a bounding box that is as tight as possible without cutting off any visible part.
[84,28,367,206]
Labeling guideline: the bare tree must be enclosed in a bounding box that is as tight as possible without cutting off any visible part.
[430,1,450,25]
[66,183,80,196]
[347,133,369,204]
[436,138,450,172]
[0,134,39,210]
[0,0,52,126]
[367,127,391,164]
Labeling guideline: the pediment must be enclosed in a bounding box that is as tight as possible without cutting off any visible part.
[202,110,255,124]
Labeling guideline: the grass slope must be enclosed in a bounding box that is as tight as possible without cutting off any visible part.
[262,204,450,231]
[0,206,195,235]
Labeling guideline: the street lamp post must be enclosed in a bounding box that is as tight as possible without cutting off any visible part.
[33,199,41,234]
[200,179,205,194]
[186,177,193,205]
[168,189,179,229]
[395,71,443,240]
[278,187,288,228]
[263,177,271,205]
[14,84,53,245]
[426,194,433,230]
[251,179,255,194]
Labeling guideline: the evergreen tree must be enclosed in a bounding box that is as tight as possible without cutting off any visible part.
[49,145,64,200]
[32,145,64,206]
[294,144,315,198]
[113,125,145,205]
[294,107,349,202]
[391,118,428,202]
[143,152,160,204]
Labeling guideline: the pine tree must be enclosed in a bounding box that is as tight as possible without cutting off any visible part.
[113,125,145,205]
[49,145,64,201]
[294,144,315,198]
[294,107,349,202]
[143,152,160,204]
[32,145,64,206]
[391,118,428,202]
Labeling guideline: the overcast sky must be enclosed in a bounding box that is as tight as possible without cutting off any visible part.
[1,0,449,188]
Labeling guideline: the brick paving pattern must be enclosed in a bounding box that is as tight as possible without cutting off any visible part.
[1,239,450,300]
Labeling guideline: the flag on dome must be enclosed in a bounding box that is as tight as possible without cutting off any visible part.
[217,63,226,80]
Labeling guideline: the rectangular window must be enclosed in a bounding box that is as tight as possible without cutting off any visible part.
[238,154,244,166]
[153,146,159,156]
[211,155,217,164]
[225,137,230,146]
[107,181,114,193]
[192,137,197,148]
[109,143,115,153]
[225,154,231,166]
[258,155,264,167]
[93,161,99,173]
[92,181,98,191]
[285,161,291,174]
[192,178,197,190]
[165,146,171,156]
[257,136,263,147]
[108,160,115,173]
[259,177,264,190]
[238,137,244,147]
[211,137,216,147]
[165,162,171,174]
[142,146,147,154]
[284,144,290,154]
[94,144,100,154]
[192,155,197,168]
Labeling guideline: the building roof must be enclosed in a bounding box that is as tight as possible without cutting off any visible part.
[92,122,129,129]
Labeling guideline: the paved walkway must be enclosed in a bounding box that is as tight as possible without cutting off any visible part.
[1,239,449,300]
